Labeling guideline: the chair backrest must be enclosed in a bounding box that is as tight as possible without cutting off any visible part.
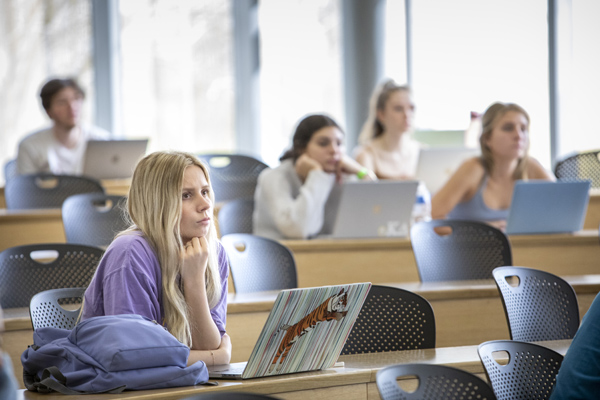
[478,340,564,400]
[62,193,129,247]
[410,219,512,282]
[4,158,17,182]
[376,363,497,400]
[341,285,435,355]
[217,199,254,236]
[554,150,600,188]
[197,154,268,203]
[221,233,297,294]
[0,243,104,308]
[29,287,86,330]
[493,266,579,341]
[4,173,104,209]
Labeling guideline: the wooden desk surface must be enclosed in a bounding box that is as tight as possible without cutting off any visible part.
[16,340,571,400]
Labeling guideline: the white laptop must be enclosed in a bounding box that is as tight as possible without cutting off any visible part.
[505,180,591,235]
[208,283,371,379]
[330,181,419,239]
[83,139,149,180]
[416,147,480,195]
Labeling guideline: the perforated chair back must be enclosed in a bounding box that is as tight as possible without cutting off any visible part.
[4,158,17,182]
[376,363,497,400]
[478,340,563,400]
[221,233,297,294]
[493,266,579,341]
[29,287,86,330]
[341,285,435,355]
[0,244,104,308]
[5,173,104,209]
[555,150,600,189]
[197,154,268,203]
[62,193,129,247]
[410,219,512,282]
[218,199,254,236]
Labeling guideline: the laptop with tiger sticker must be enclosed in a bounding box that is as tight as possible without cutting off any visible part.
[208,283,371,379]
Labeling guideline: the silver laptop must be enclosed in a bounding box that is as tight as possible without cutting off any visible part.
[330,181,419,239]
[209,283,371,379]
[83,139,148,179]
[505,180,591,235]
[416,147,480,195]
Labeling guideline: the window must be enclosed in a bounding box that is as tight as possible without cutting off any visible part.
[258,0,344,166]
[0,0,94,185]
[119,0,235,154]
[411,0,550,167]
[558,0,600,159]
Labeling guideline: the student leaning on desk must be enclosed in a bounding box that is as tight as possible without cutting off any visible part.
[431,102,555,231]
[15,77,110,176]
[253,114,376,240]
[81,151,231,367]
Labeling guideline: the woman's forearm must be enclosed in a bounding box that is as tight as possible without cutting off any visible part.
[187,334,232,366]
[184,277,221,350]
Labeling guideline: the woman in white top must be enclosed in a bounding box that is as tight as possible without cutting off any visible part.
[354,79,422,180]
[253,114,375,240]
[431,102,555,231]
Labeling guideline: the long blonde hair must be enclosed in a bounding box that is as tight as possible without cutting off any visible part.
[358,79,412,144]
[120,151,222,347]
[479,102,530,180]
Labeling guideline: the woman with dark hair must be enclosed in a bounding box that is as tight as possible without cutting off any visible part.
[431,102,554,230]
[253,114,375,240]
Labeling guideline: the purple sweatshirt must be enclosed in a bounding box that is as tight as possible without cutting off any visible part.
[81,233,229,336]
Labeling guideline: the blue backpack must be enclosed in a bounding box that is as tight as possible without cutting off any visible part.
[21,314,208,394]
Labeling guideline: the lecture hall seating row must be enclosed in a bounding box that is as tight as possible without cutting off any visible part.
[4,275,599,394]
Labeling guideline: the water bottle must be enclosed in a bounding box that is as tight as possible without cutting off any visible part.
[412,182,432,226]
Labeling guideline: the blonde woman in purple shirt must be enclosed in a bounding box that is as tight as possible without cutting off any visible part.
[82,151,231,367]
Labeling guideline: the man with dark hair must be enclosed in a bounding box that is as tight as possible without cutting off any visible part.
[16,77,110,175]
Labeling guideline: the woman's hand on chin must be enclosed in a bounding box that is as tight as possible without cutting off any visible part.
[295,154,323,181]
[181,236,209,282]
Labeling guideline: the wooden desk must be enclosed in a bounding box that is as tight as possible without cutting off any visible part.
[16,340,570,400]
[281,230,600,288]
[5,276,598,390]
[339,339,571,400]
[0,179,130,210]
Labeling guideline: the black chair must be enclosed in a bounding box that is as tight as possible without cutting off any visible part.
[197,154,268,203]
[29,287,86,330]
[341,285,435,355]
[478,340,564,400]
[0,243,104,308]
[376,363,497,400]
[218,199,254,236]
[4,158,17,182]
[62,193,129,247]
[5,173,104,209]
[493,266,579,341]
[555,149,600,189]
[410,220,512,282]
[221,234,297,294]
[181,393,280,400]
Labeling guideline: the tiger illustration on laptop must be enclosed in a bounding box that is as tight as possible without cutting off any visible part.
[269,288,349,373]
